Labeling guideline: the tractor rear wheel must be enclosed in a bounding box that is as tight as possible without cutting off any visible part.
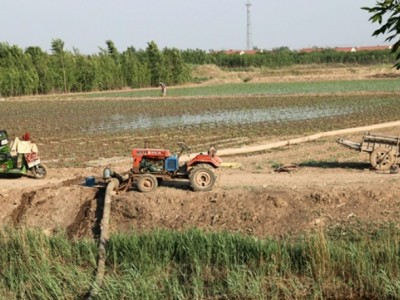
[189,167,216,192]
[370,148,395,171]
[195,163,214,169]
[137,174,158,192]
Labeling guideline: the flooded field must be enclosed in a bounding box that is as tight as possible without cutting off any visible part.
[92,105,358,132]
[1,93,400,167]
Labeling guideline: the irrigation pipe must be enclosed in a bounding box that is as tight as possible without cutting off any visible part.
[179,120,400,161]
[86,170,128,299]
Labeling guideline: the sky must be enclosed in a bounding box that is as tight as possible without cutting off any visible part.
[0,0,389,54]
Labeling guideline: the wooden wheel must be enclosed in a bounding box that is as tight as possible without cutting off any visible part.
[370,148,395,171]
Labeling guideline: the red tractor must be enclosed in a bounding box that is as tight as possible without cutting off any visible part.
[113,143,222,192]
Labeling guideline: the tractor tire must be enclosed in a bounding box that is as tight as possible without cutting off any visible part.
[189,167,216,192]
[194,163,214,169]
[31,163,48,179]
[370,148,395,171]
[137,174,158,193]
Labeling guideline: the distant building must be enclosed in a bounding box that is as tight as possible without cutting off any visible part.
[299,45,391,53]
[217,45,391,55]
[223,49,259,55]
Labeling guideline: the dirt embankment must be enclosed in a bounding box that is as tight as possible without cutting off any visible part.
[2,132,400,239]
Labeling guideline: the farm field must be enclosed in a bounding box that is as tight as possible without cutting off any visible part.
[1,64,400,299]
[2,76,400,168]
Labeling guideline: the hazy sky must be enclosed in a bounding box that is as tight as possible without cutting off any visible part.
[0,0,388,54]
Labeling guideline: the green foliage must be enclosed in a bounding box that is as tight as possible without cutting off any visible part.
[146,41,164,86]
[50,38,69,93]
[1,226,400,299]
[97,51,124,91]
[121,48,150,88]
[206,48,395,69]
[162,47,191,84]
[25,46,53,94]
[0,37,396,97]
[363,1,400,68]
[181,48,216,64]
[72,54,97,92]
[0,43,41,96]
[0,40,193,97]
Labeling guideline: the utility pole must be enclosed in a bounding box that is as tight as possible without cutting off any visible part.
[246,0,253,50]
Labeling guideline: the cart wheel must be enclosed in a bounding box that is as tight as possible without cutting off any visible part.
[137,174,158,192]
[370,148,395,171]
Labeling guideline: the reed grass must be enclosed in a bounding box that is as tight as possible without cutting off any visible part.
[0,224,400,299]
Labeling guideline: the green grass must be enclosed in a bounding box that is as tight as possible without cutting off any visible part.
[77,78,400,98]
[1,225,400,299]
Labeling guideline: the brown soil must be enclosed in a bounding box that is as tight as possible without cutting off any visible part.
[191,64,400,84]
[2,65,400,239]
[2,129,400,239]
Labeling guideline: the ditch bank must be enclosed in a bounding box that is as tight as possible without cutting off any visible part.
[1,166,400,239]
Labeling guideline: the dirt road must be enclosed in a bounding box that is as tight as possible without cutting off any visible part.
[2,128,400,239]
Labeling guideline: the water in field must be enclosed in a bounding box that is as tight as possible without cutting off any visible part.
[91,105,356,132]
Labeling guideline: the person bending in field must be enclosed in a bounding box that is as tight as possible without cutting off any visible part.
[159,82,167,97]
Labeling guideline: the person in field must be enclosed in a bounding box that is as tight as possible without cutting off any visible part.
[159,82,167,97]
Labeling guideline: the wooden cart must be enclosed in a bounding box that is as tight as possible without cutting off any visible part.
[337,132,400,171]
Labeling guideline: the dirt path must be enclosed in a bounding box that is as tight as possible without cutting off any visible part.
[2,124,400,238]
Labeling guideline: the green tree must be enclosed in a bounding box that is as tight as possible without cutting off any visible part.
[363,1,400,68]
[25,46,53,94]
[146,41,163,86]
[96,41,124,90]
[0,43,39,96]
[51,38,68,92]
[162,48,190,85]
[121,47,149,88]
[72,50,97,92]
[105,40,119,63]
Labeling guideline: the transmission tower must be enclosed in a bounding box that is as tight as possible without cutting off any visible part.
[246,0,253,50]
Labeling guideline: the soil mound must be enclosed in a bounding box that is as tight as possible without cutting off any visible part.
[2,164,400,239]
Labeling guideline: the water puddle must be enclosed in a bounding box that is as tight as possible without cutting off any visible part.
[89,105,357,132]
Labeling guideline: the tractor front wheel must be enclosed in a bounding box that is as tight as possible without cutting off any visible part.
[137,174,158,192]
[189,167,216,192]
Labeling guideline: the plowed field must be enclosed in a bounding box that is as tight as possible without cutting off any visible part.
[1,65,400,239]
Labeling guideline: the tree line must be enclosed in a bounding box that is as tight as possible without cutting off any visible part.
[182,47,396,68]
[0,39,191,97]
[0,39,396,97]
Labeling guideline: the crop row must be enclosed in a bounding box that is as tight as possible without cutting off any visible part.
[1,93,399,167]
